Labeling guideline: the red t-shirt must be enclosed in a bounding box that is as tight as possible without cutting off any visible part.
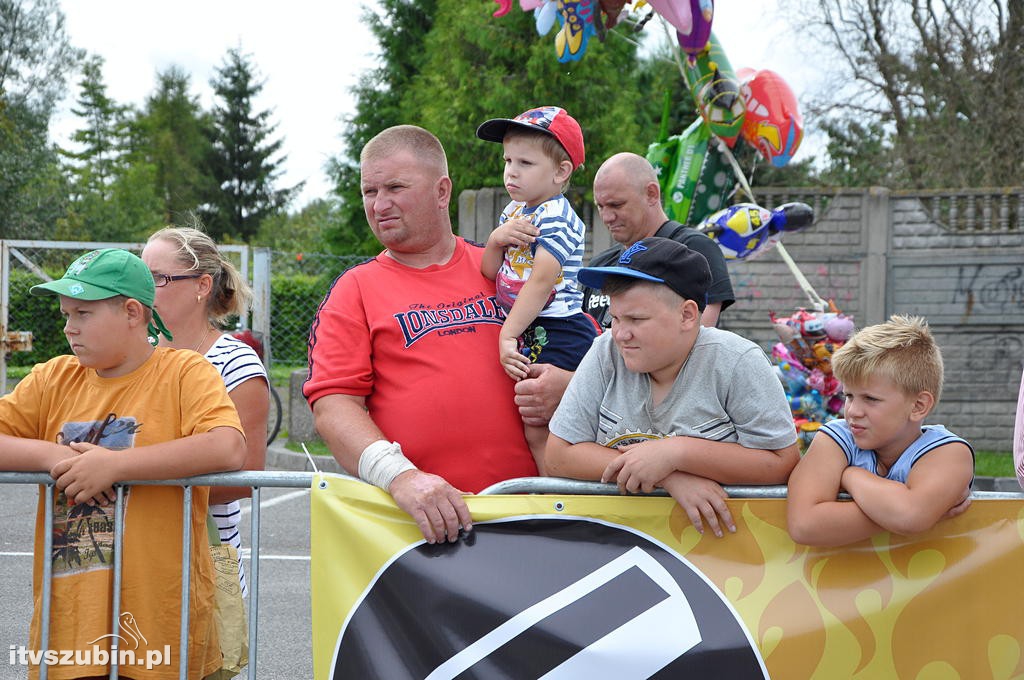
[305,238,537,492]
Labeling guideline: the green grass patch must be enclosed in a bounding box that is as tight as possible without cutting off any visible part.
[269,362,305,387]
[974,451,1014,477]
[285,439,331,456]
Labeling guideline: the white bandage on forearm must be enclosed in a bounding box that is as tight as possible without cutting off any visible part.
[358,440,417,490]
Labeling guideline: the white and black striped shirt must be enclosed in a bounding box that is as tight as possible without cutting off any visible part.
[206,333,268,597]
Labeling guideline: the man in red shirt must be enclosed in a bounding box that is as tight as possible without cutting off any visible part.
[304,125,541,543]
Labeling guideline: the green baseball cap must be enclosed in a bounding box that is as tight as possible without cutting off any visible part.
[30,248,173,341]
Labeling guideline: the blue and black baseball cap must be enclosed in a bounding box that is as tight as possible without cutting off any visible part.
[577,237,711,311]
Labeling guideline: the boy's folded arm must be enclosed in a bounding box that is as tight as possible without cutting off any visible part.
[671,437,801,486]
[0,434,73,472]
[52,427,245,505]
[545,435,619,482]
[61,427,246,485]
[120,426,247,480]
[786,436,885,547]
[841,443,975,536]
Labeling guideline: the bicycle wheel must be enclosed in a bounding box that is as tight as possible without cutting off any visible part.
[267,384,283,445]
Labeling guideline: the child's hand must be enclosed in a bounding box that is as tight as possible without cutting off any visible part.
[840,464,871,495]
[499,335,531,381]
[488,219,539,249]
[601,439,680,493]
[51,442,121,506]
[940,486,972,520]
[660,471,735,538]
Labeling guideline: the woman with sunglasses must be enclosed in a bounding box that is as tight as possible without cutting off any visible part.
[142,222,269,596]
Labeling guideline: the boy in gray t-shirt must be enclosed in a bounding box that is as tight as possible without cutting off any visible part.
[546,237,799,537]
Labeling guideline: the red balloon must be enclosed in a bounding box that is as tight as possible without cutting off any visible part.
[738,68,803,167]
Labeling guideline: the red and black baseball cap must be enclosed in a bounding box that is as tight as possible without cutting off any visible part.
[577,237,711,311]
[476,106,586,170]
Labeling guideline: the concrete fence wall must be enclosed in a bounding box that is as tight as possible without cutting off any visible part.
[457,186,1024,452]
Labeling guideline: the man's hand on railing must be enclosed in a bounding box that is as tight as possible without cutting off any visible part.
[389,469,473,545]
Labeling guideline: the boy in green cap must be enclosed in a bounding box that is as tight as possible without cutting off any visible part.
[0,248,245,680]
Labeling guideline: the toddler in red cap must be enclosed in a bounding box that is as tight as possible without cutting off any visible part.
[477,106,599,462]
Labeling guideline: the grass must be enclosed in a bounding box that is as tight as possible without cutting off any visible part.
[974,451,1014,477]
[285,439,332,456]
[269,362,304,387]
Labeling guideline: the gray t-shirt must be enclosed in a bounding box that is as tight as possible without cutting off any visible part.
[550,328,797,451]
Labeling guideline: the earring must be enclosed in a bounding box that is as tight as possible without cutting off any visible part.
[197,294,202,304]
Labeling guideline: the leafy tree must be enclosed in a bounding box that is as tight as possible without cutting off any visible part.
[55,55,163,241]
[254,198,339,253]
[132,66,216,223]
[204,47,300,241]
[790,0,1024,188]
[328,0,681,252]
[404,2,655,208]
[326,0,438,254]
[0,0,81,116]
[0,0,82,238]
[0,100,68,239]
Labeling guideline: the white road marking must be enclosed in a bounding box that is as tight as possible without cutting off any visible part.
[240,488,309,515]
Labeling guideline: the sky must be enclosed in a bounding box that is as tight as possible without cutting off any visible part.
[52,1,819,210]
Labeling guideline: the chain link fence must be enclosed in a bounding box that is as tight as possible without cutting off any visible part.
[2,241,372,386]
[265,250,371,369]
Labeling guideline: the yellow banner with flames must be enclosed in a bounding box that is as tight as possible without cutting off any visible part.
[311,475,1024,680]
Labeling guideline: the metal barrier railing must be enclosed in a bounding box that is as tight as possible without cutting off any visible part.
[479,476,1024,500]
[0,470,318,680]
[2,470,1021,679]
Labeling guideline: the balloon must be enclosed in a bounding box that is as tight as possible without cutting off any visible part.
[768,201,814,231]
[682,33,744,142]
[798,389,828,422]
[646,0,693,35]
[676,0,714,57]
[646,118,735,227]
[737,68,803,167]
[771,342,806,367]
[519,0,545,9]
[698,201,814,260]
[825,314,855,342]
[493,0,513,17]
[776,361,809,396]
[797,420,823,448]
[597,0,629,29]
[534,0,559,34]
[554,0,598,62]
[697,203,772,259]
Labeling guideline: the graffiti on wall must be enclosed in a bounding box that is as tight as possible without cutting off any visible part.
[953,265,1024,315]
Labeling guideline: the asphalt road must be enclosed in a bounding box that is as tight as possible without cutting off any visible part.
[0,480,314,679]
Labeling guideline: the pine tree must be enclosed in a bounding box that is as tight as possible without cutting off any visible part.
[61,56,129,198]
[56,55,162,241]
[204,47,300,241]
[133,66,216,223]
